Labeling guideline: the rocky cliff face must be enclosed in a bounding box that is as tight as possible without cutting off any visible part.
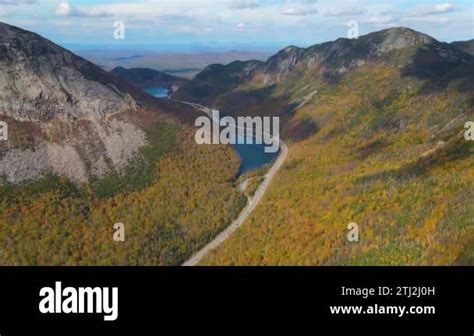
[0,22,148,184]
[0,22,138,122]
[263,27,435,77]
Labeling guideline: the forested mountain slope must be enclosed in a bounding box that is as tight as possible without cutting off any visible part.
[0,22,245,265]
[177,27,474,265]
[111,66,188,90]
[451,39,474,56]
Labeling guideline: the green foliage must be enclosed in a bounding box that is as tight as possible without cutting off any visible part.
[201,62,474,266]
[90,122,178,199]
[457,240,474,265]
[0,125,244,265]
[244,177,265,198]
[0,173,81,208]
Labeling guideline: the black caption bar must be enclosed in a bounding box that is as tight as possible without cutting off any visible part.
[0,267,472,335]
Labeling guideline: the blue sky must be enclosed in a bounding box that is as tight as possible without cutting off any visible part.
[0,0,472,51]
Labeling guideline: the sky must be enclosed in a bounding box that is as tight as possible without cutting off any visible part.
[0,0,473,51]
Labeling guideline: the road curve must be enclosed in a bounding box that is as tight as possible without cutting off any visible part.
[179,100,288,266]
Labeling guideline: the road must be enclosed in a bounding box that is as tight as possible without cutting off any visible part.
[178,100,288,266]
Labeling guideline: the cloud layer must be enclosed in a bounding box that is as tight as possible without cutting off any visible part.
[55,1,109,18]
[0,1,471,46]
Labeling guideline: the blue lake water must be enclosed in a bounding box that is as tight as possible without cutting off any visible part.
[145,86,278,174]
[144,86,169,98]
[233,135,279,174]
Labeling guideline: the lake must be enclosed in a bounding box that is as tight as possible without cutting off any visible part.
[233,134,279,174]
[145,86,279,174]
[144,86,169,98]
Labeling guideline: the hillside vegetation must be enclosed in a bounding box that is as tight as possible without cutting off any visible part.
[0,116,245,265]
[0,22,246,265]
[183,28,474,265]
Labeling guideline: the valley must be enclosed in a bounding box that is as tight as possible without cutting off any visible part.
[174,27,474,266]
[0,21,472,266]
[0,0,473,332]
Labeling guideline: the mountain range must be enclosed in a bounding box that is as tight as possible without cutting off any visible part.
[175,27,474,265]
[0,21,472,265]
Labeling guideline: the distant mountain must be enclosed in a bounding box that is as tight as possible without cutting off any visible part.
[111,66,188,91]
[173,60,264,105]
[451,39,474,56]
[76,49,273,79]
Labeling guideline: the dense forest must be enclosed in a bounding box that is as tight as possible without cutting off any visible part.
[201,57,474,266]
[0,116,246,265]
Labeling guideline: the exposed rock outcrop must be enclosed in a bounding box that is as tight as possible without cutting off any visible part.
[0,22,137,122]
[0,22,149,184]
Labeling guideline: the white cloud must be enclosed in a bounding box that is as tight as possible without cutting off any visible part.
[281,3,318,16]
[55,1,109,18]
[229,0,259,10]
[364,15,396,24]
[2,0,472,45]
[401,16,451,24]
[323,7,367,17]
[55,1,71,16]
[362,2,455,27]
[0,0,36,4]
[407,3,455,17]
